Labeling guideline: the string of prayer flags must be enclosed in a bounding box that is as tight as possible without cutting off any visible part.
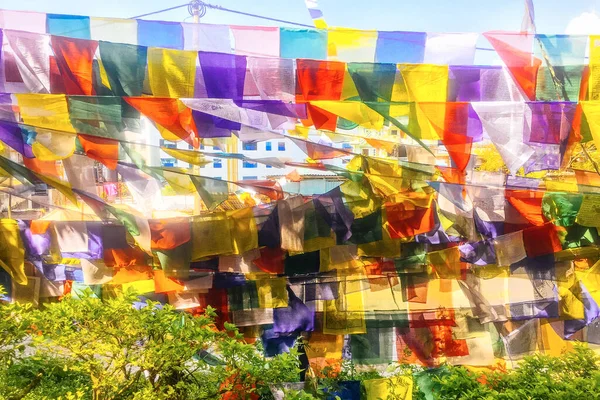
[5,6,600,371]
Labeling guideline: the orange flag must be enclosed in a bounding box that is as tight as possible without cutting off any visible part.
[125,97,198,146]
[285,169,302,182]
[78,134,119,170]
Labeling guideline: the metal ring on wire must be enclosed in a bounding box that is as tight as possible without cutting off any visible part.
[188,0,207,18]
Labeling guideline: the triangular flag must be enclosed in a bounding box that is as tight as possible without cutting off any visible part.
[484,32,541,100]
[472,102,535,175]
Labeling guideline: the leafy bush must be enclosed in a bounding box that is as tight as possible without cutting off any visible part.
[0,357,90,400]
[0,288,301,400]
[0,286,32,367]
[4,285,600,400]
[433,345,600,400]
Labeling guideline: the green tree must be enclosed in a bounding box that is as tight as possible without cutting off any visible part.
[25,290,302,400]
[31,290,226,399]
[0,286,31,367]
[433,345,600,400]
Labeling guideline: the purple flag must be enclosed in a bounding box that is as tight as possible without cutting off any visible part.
[273,287,315,334]
[448,66,482,102]
[0,122,26,156]
[314,186,354,243]
[199,52,247,100]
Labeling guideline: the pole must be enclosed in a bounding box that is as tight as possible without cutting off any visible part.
[7,178,12,219]
[226,137,239,192]
[192,4,200,23]
[220,0,239,190]
[192,0,203,214]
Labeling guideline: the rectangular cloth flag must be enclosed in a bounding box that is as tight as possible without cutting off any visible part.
[280,28,327,60]
[137,19,183,49]
[47,13,91,40]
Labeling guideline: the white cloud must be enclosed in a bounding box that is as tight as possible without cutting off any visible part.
[566,12,600,35]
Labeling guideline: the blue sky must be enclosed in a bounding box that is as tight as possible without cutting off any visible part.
[1,0,599,33]
[2,0,600,65]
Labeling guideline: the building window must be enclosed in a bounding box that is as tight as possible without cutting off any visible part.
[266,165,272,168]
[33,184,48,196]
[342,143,353,150]
[278,141,286,151]
[188,144,194,150]
[243,142,257,151]
[391,129,399,136]
[159,139,176,149]
[213,158,223,168]
[266,142,272,151]
[243,161,257,168]
[213,146,220,151]
[243,176,258,181]
[161,158,177,167]
[200,144,205,150]
[362,148,370,156]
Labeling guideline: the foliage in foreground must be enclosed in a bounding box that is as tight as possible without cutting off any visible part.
[0,288,301,400]
[3,286,600,399]
[430,344,600,400]
[283,345,600,400]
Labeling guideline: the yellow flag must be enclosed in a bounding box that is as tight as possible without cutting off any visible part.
[362,157,407,197]
[427,247,464,279]
[341,68,359,100]
[122,279,156,294]
[544,176,579,192]
[557,261,585,320]
[580,102,600,150]
[0,219,27,285]
[578,259,600,306]
[287,125,310,139]
[32,129,76,161]
[0,166,10,179]
[311,101,384,130]
[399,64,448,140]
[303,235,336,253]
[576,194,600,227]
[256,277,288,308]
[227,207,258,255]
[306,332,344,359]
[363,376,413,400]
[339,180,380,218]
[539,319,573,357]
[162,169,195,195]
[162,147,210,166]
[16,94,76,133]
[323,277,366,334]
[148,48,197,98]
[327,27,377,61]
[191,213,233,260]
[589,36,600,100]
[400,64,449,102]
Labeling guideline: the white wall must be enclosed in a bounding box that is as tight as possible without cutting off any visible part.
[146,121,369,182]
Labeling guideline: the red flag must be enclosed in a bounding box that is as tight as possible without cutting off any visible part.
[484,32,541,100]
[296,59,345,129]
[51,36,98,95]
